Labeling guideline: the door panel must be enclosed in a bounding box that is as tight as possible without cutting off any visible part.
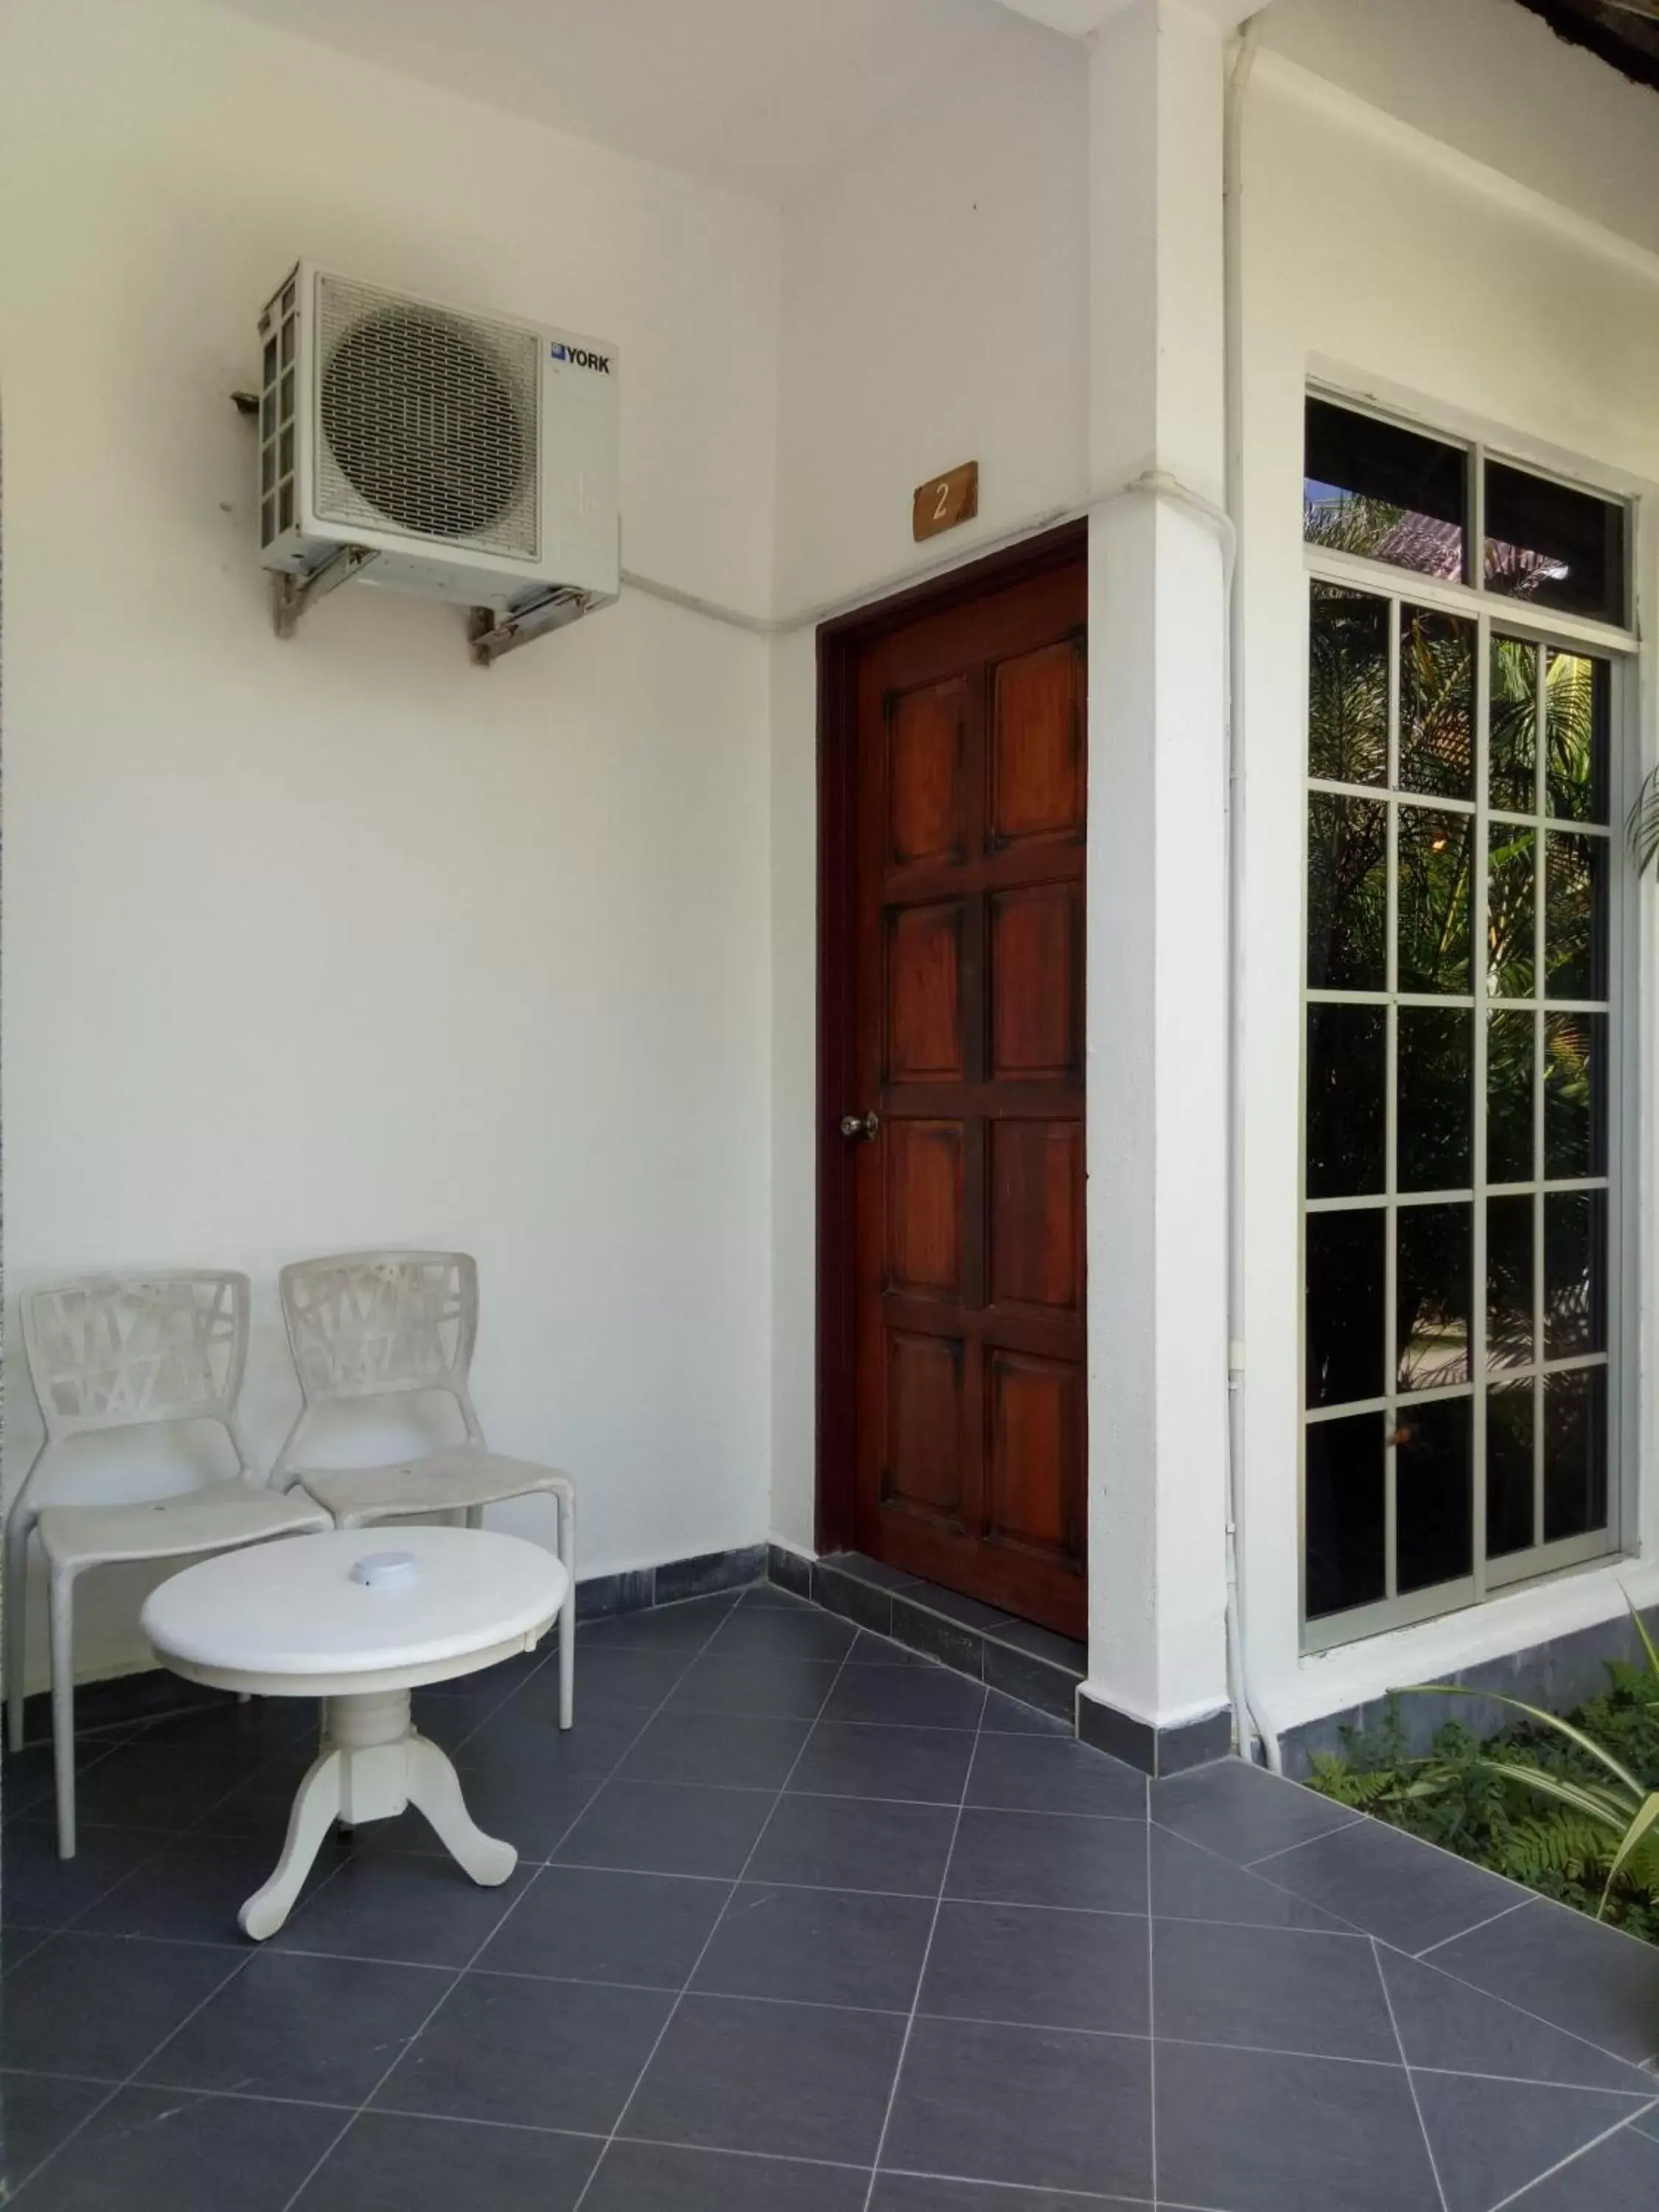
[846,557,1088,1636]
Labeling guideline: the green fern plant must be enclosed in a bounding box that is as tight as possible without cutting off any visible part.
[1409,1601,1659,1919]
[1309,1601,1659,1940]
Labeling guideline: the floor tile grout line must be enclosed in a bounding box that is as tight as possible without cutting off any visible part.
[567,1627,872,2211]
[858,1673,990,2212]
[1370,1930,1659,2082]
[1371,1934,1450,2212]
[268,1596,747,2212]
[7,1909,260,2208]
[1412,1895,1534,1958]
[1147,1775,1158,2211]
[1485,2093,1659,2210]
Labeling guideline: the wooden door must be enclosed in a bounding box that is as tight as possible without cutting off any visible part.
[834,550,1087,1637]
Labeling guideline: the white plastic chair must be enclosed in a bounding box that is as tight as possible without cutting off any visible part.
[5,1270,331,1857]
[271,1251,575,1730]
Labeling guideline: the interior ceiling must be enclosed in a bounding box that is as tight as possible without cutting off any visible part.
[207,0,1064,205]
[1513,0,1659,91]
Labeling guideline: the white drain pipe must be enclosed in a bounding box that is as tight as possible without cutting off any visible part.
[1222,10,1283,1774]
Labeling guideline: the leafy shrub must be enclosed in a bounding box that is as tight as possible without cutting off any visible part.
[1307,1635,1659,1945]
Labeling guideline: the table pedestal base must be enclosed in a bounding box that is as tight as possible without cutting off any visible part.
[239,1686,515,1941]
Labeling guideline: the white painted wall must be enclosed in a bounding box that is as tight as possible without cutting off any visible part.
[0,0,781,1688]
[768,13,1089,1554]
[1234,52,1659,1739]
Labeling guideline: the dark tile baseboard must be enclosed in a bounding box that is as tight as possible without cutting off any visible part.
[1077,1688,1234,1778]
[771,1546,1085,1726]
[11,1543,771,1748]
[1279,1598,1659,1778]
[577,1543,768,1620]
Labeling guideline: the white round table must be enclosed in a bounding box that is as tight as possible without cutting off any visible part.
[142,1528,568,1941]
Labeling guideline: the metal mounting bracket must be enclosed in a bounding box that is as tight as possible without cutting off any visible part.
[270,544,379,639]
[468,588,591,669]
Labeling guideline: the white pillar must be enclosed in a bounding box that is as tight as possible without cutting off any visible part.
[1083,0,1233,1761]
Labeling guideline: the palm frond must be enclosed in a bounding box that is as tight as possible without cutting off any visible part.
[1628,762,1659,878]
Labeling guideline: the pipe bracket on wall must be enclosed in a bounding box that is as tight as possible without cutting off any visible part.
[270,545,379,640]
[467,588,591,669]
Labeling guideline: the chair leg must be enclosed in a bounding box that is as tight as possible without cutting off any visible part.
[48,1566,77,1860]
[465,1506,484,1531]
[556,1489,575,1732]
[5,1517,30,1755]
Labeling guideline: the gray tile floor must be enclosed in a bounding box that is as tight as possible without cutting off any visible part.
[4,1582,1659,2210]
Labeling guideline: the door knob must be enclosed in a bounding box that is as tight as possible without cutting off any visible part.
[840,1110,880,1141]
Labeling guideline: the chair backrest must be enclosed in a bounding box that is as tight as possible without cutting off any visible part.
[277,1251,481,1412]
[21,1271,252,1446]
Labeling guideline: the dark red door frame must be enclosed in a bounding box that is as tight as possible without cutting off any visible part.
[814,521,1088,1554]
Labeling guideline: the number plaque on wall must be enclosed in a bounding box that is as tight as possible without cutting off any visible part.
[912,461,979,542]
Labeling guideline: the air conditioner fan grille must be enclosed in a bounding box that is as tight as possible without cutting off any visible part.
[315,276,540,558]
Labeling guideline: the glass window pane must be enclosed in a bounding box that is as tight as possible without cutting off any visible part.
[1399,808,1473,994]
[1486,1010,1535,1186]
[1309,584,1388,787]
[1305,1412,1387,1620]
[1397,1008,1471,1193]
[1543,1366,1608,1543]
[1486,1379,1535,1559]
[1307,1209,1385,1410]
[1307,1005,1385,1199]
[1544,1190,1607,1360]
[1485,825,1535,1001]
[1486,1194,1534,1373]
[1545,652,1610,825]
[1399,607,1474,800]
[1543,1011,1607,1180]
[1304,399,1467,580]
[1484,459,1626,624]
[1396,1396,1473,1595]
[1488,634,1537,815]
[1308,794,1388,992]
[1544,832,1608,1002]
[1397,1203,1471,1392]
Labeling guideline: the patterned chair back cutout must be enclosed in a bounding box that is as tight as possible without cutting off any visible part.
[279,1252,479,1405]
[22,1272,250,1439]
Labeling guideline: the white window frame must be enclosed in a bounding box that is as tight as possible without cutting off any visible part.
[1299,386,1641,1655]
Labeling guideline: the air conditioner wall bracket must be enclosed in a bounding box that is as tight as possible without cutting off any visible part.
[467,588,591,668]
[271,544,379,639]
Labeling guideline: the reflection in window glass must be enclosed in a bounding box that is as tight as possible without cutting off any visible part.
[1486,1010,1534,1186]
[1397,1203,1470,1393]
[1545,652,1610,825]
[1398,809,1473,994]
[1544,1190,1607,1361]
[1307,1005,1385,1199]
[1396,1397,1473,1594]
[1543,1367,1607,1543]
[1489,634,1537,814]
[1399,608,1474,800]
[1486,1380,1534,1559]
[1307,1211,1385,1410]
[1305,1413,1386,1620]
[1308,585,1388,787]
[1397,1008,1470,1193]
[1543,1012,1605,1181]
[1484,459,1626,625]
[1304,399,1467,581]
[1486,1195,1534,1374]
[1485,826,1535,1001]
[1545,832,1607,1002]
[1308,795,1387,992]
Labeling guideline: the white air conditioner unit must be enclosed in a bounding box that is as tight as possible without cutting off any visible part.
[255,262,619,655]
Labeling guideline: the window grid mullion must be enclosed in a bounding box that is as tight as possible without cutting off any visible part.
[1471,608,1489,1604]
[1384,594,1401,1602]
[1533,639,1548,1551]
